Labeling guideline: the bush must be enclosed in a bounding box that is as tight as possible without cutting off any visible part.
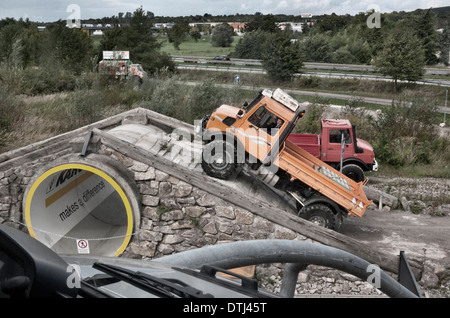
[376,137,431,167]
[0,83,25,148]
[374,93,437,140]
[0,85,20,129]
[341,96,376,141]
[140,76,189,121]
[21,68,77,95]
[371,93,441,167]
[187,79,225,122]
[293,98,326,134]
[296,75,321,88]
[67,89,104,129]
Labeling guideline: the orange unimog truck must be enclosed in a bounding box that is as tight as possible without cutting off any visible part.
[196,88,372,230]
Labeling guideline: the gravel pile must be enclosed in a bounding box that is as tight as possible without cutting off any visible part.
[256,263,449,298]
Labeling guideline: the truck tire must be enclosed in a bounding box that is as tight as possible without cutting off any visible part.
[341,164,365,183]
[298,203,337,230]
[202,140,236,180]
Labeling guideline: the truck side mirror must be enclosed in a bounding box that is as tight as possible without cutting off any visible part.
[0,224,79,298]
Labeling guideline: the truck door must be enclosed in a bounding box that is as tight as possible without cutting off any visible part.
[243,106,283,163]
[325,128,353,163]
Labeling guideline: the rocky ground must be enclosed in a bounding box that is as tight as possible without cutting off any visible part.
[256,263,450,298]
[369,176,450,298]
[368,176,450,216]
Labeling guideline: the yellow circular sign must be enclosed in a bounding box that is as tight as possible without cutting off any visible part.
[25,163,134,256]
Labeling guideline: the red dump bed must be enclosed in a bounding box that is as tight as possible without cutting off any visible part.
[287,134,321,158]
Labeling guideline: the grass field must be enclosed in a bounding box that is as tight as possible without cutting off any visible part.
[159,35,238,57]
[91,34,238,57]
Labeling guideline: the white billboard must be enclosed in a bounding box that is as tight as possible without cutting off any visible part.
[102,51,130,60]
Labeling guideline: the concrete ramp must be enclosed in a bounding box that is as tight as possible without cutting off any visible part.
[107,123,296,213]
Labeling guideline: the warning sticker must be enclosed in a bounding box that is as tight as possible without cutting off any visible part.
[77,239,90,254]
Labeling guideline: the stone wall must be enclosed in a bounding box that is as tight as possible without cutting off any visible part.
[0,149,73,226]
[99,145,306,260]
[0,139,305,259]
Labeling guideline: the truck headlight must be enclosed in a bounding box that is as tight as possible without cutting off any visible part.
[373,159,379,171]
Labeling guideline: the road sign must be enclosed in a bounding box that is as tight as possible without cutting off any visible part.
[77,239,90,254]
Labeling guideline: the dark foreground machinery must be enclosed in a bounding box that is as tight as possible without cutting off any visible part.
[0,224,421,299]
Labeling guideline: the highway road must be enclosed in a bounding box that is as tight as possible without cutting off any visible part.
[181,80,450,114]
[172,56,450,76]
[176,63,450,88]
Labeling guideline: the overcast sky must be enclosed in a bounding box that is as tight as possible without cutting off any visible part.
[0,0,448,22]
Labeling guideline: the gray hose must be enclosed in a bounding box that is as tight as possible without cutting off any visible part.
[158,239,418,298]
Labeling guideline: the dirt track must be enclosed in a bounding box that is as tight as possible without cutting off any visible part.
[342,176,450,264]
[340,176,450,297]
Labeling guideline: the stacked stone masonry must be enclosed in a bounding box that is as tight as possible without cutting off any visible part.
[0,151,72,226]
[100,145,306,259]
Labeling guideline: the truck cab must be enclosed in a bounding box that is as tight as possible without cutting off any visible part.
[198,89,372,230]
[287,119,378,182]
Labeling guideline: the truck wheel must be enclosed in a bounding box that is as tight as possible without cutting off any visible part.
[202,140,236,180]
[342,164,365,183]
[298,203,337,230]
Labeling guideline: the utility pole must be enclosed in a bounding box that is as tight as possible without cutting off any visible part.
[444,89,448,125]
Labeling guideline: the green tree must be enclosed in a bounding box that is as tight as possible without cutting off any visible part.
[439,22,450,66]
[350,12,386,58]
[262,33,304,82]
[414,9,440,65]
[245,14,279,33]
[373,28,425,91]
[101,7,174,74]
[190,27,201,42]
[211,23,234,47]
[301,32,332,62]
[0,18,41,68]
[167,19,190,50]
[234,30,271,59]
[315,13,349,34]
[40,21,93,74]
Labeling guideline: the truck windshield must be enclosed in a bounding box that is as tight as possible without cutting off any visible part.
[329,129,351,144]
[248,107,283,136]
